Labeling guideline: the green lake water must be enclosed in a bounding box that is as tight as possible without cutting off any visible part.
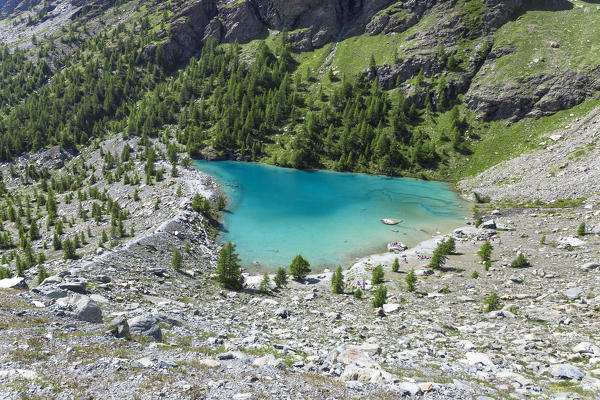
[194,161,468,270]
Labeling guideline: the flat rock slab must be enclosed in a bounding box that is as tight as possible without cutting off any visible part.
[563,287,585,300]
[0,277,28,290]
[549,364,585,380]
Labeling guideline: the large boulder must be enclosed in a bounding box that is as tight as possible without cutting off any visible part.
[58,294,103,323]
[549,364,585,380]
[0,277,28,290]
[129,314,163,341]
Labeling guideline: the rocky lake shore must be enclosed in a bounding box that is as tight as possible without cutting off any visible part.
[0,138,599,399]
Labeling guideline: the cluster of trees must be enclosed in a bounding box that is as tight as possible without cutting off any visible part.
[0,13,472,177]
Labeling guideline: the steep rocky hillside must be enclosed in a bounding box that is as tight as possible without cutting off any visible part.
[1,0,599,123]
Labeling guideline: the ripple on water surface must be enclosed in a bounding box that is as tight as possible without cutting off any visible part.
[194,161,468,270]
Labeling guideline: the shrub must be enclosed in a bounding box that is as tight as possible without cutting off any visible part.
[259,272,271,294]
[475,216,482,228]
[353,287,363,299]
[171,248,182,271]
[474,192,491,203]
[372,285,387,308]
[477,241,493,262]
[215,241,244,290]
[577,222,586,236]
[484,259,491,271]
[471,270,479,279]
[391,258,400,273]
[372,265,384,285]
[484,291,502,312]
[510,253,530,268]
[405,269,417,292]
[289,254,310,281]
[331,266,344,294]
[274,267,287,289]
[540,234,546,245]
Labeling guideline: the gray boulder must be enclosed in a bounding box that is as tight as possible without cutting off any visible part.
[32,284,68,299]
[107,316,131,340]
[0,277,28,290]
[549,364,585,380]
[58,278,87,294]
[563,287,585,300]
[129,314,162,341]
[481,220,497,229]
[58,294,103,323]
[580,262,599,272]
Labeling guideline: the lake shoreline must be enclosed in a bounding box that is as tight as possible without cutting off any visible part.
[197,160,470,270]
[243,217,474,287]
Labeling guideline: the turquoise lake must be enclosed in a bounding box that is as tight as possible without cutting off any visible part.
[194,161,468,270]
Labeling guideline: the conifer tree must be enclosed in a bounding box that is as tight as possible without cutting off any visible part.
[62,238,77,260]
[259,272,271,293]
[405,269,417,292]
[372,285,387,308]
[372,265,384,285]
[171,248,182,271]
[478,241,493,262]
[37,264,49,285]
[331,266,344,294]
[289,254,310,281]
[274,267,287,289]
[215,241,243,290]
[29,219,40,240]
[392,258,400,273]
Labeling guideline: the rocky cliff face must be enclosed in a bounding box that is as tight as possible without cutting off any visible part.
[2,0,595,124]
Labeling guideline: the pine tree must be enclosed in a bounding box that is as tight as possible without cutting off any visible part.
[372,285,387,308]
[429,247,448,270]
[405,269,417,292]
[372,265,384,285]
[29,219,40,240]
[16,256,24,277]
[477,241,493,262]
[62,238,77,260]
[274,267,287,289]
[171,248,182,271]
[392,258,400,273]
[259,272,271,293]
[331,266,344,294]
[353,287,362,299]
[37,264,49,285]
[53,232,61,250]
[289,254,310,281]
[215,241,244,290]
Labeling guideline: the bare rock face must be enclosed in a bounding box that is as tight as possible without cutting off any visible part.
[465,69,600,121]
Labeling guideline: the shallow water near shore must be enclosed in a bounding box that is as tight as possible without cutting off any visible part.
[194,161,469,271]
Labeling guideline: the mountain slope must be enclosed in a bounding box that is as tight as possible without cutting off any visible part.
[0,0,598,182]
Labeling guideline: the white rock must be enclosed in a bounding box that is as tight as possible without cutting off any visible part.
[197,359,220,369]
[0,277,28,290]
[464,352,495,367]
[0,369,38,380]
[382,303,401,313]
